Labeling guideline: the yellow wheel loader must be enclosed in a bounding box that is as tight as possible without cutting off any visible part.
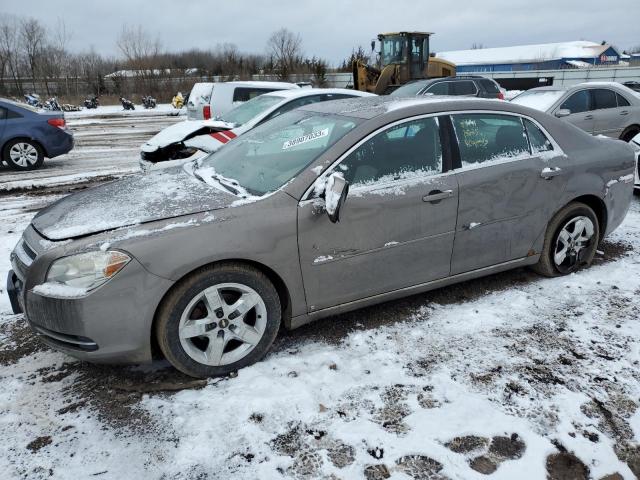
[352,32,456,94]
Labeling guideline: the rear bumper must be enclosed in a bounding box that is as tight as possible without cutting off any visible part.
[45,130,74,158]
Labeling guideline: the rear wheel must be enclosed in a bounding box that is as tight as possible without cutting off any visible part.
[3,139,44,170]
[532,202,600,277]
[156,264,281,378]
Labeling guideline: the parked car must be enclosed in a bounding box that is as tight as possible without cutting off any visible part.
[140,88,375,168]
[186,81,300,121]
[0,98,73,171]
[511,82,640,142]
[8,97,635,378]
[390,75,504,99]
[623,81,640,93]
[631,133,640,192]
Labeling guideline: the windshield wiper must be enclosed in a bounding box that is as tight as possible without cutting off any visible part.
[192,168,238,195]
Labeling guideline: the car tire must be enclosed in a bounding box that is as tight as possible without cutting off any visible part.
[620,125,640,143]
[532,202,600,278]
[155,263,281,378]
[3,139,44,170]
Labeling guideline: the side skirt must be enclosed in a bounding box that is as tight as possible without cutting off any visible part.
[289,255,540,329]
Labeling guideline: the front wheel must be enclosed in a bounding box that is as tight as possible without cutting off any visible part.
[155,264,281,378]
[532,202,600,277]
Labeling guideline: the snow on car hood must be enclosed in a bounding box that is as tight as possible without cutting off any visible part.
[32,165,237,240]
[141,119,236,152]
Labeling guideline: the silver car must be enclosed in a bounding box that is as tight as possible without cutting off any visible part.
[7,97,636,378]
[511,82,640,142]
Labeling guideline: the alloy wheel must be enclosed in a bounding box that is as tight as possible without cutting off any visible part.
[553,216,595,273]
[9,143,39,167]
[178,282,267,366]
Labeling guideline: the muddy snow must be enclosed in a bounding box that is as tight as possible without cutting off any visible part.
[1,108,640,479]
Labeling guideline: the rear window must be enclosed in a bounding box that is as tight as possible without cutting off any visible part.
[424,82,449,96]
[233,87,275,102]
[219,95,284,126]
[479,79,500,94]
[451,81,477,96]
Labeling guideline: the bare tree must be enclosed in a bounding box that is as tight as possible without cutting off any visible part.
[0,16,23,94]
[266,28,303,80]
[20,18,46,91]
[117,24,162,92]
[471,42,485,50]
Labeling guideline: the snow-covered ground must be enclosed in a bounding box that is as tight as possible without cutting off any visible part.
[1,108,640,479]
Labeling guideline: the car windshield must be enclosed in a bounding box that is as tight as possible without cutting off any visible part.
[390,82,429,97]
[195,110,361,196]
[217,95,284,126]
[511,90,565,111]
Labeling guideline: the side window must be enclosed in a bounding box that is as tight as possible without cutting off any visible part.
[616,93,630,107]
[424,82,449,96]
[524,118,553,153]
[560,90,590,113]
[591,89,617,110]
[232,88,272,102]
[5,108,21,119]
[339,117,443,186]
[451,81,477,96]
[451,113,530,166]
[479,79,500,94]
[268,95,325,119]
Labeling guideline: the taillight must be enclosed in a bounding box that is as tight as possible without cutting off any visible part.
[497,92,505,100]
[203,105,211,120]
[47,118,66,129]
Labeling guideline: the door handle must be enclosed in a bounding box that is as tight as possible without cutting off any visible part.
[541,166,562,179]
[422,189,454,203]
[620,110,629,116]
[584,114,593,120]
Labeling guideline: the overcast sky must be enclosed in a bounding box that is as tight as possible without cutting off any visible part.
[2,0,637,64]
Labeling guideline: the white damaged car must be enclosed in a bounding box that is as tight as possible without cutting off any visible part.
[140,88,375,170]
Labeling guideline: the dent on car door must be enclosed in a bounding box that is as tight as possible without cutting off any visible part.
[558,90,594,134]
[449,113,567,274]
[297,116,459,311]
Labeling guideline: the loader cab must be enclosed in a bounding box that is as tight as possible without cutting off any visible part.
[378,32,432,80]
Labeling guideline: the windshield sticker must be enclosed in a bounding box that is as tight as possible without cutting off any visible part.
[282,128,329,150]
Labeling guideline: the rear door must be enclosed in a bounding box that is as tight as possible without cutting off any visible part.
[449,112,567,274]
[297,116,458,311]
[591,88,630,138]
[186,83,213,120]
[557,89,594,134]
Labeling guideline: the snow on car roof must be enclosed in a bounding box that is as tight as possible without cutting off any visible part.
[223,80,299,88]
[261,88,375,99]
[299,95,503,119]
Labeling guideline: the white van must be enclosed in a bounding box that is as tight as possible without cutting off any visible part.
[186,81,299,120]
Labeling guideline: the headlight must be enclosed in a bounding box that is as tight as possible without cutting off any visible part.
[46,251,131,290]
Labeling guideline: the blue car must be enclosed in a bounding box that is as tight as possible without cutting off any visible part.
[0,98,74,170]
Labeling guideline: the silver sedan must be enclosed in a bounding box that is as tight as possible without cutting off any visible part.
[511,82,640,142]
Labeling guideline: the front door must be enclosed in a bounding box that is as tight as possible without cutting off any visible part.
[449,113,567,274]
[297,116,458,312]
[556,89,594,134]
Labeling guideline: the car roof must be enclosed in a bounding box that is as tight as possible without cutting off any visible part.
[299,95,517,119]
[223,80,299,89]
[262,88,375,100]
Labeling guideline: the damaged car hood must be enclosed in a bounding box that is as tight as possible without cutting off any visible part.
[32,165,237,240]
[141,119,236,152]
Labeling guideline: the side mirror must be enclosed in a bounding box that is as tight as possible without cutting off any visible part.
[555,109,571,118]
[324,172,349,223]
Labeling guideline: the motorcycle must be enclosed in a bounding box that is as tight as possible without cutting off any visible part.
[43,97,62,111]
[24,93,42,108]
[171,92,184,109]
[141,95,157,109]
[84,95,99,109]
[120,97,135,110]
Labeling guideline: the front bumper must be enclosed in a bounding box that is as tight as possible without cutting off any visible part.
[9,228,174,364]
